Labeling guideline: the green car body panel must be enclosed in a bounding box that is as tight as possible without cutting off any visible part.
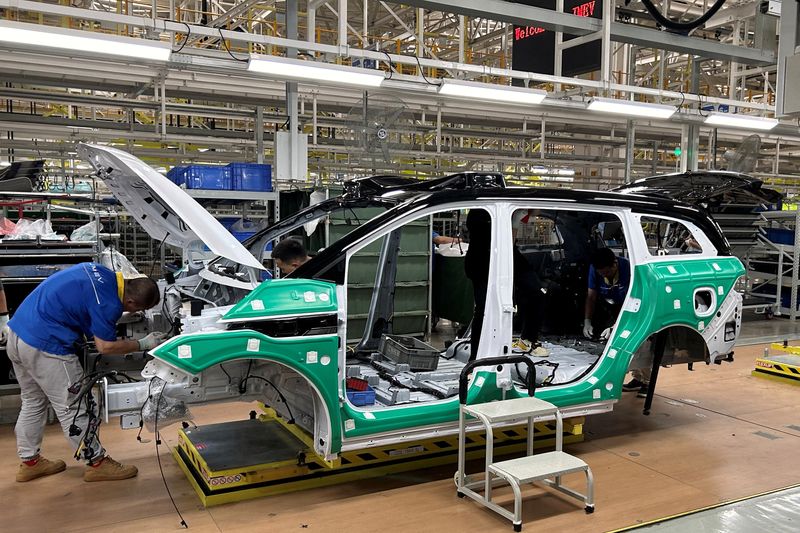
[150,255,743,454]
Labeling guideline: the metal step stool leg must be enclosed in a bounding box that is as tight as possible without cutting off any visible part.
[584,466,595,514]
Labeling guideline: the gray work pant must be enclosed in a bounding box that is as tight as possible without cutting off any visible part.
[6,329,105,463]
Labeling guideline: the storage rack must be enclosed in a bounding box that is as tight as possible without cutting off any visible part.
[744,210,800,320]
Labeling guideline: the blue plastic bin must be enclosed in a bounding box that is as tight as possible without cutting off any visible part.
[167,166,187,186]
[228,163,272,191]
[765,228,794,245]
[183,165,231,190]
[346,386,375,407]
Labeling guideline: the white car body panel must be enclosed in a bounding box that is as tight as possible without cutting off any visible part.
[78,143,264,270]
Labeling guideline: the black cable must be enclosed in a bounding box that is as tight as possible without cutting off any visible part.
[382,51,394,80]
[149,232,170,278]
[239,370,296,423]
[218,28,249,62]
[136,378,155,443]
[414,55,441,86]
[154,387,188,528]
[171,22,191,54]
[639,0,727,32]
[219,363,232,384]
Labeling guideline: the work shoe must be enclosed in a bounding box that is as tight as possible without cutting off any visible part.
[637,383,651,398]
[16,456,66,482]
[531,345,549,357]
[512,338,534,354]
[622,378,644,392]
[84,456,138,482]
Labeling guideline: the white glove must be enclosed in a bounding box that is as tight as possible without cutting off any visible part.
[583,319,594,339]
[0,314,8,345]
[138,331,167,351]
[599,327,613,341]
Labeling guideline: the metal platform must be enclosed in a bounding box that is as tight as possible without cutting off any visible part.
[752,344,800,385]
[173,407,584,507]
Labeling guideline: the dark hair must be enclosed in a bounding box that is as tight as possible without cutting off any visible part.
[591,247,616,269]
[124,277,160,309]
[273,238,308,263]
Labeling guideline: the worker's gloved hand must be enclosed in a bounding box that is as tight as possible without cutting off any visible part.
[599,327,613,341]
[582,319,594,339]
[138,331,167,351]
[0,314,9,345]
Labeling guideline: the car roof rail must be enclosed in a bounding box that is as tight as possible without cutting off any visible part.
[342,172,506,200]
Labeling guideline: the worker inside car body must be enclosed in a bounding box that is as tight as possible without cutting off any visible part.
[5,262,165,482]
[582,248,649,397]
[273,238,312,275]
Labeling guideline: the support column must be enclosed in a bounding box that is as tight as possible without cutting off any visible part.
[287,0,299,181]
[256,106,264,164]
[777,0,800,116]
[458,15,466,64]
[687,56,701,171]
[624,120,635,183]
[600,0,613,92]
[338,0,348,49]
[729,20,741,101]
[417,7,424,76]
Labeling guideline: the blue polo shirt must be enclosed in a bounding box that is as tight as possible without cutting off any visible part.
[9,263,123,355]
[588,256,631,305]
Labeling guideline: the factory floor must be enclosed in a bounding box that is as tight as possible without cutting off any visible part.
[1,317,800,532]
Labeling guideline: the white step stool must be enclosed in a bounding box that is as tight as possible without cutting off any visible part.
[456,395,595,531]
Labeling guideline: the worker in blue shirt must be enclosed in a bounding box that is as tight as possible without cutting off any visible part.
[583,248,630,340]
[583,248,649,396]
[5,262,164,483]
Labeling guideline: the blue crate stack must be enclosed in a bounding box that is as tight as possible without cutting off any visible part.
[167,162,271,191]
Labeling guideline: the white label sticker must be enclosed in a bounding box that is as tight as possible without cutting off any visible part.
[623,298,641,313]
[698,321,705,330]
[665,286,672,294]
[247,339,260,352]
[667,266,677,274]
[718,286,724,295]
[475,376,485,387]
[320,355,331,366]
[251,299,265,311]
[712,263,721,271]
[306,351,318,364]
[363,411,376,420]
[304,291,316,303]
[319,293,330,302]
[588,376,599,384]
[608,349,617,359]
[345,419,355,431]
[674,299,681,310]
[620,330,631,339]
[178,345,192,359]
[593,389,601,399]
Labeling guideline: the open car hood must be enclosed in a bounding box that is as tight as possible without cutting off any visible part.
[78,144,264,270]
[612,171,783,207]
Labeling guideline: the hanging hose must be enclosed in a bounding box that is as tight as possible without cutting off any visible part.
[638,0,727,32]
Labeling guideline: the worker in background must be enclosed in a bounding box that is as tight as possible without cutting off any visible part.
[273,238,311,275]
[583,248,648,396]
[432,231,459,246]
[5,263,165,482]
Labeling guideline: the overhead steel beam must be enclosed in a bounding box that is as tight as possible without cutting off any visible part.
[393,0,776,65]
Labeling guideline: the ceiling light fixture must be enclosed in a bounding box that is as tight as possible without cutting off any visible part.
[704,112,778,131]
[248,54,385,87]
[438,79,547,105]
[0,20,171,61]
[587,97,677,119]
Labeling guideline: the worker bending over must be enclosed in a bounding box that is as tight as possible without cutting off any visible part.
[273,238,311,275]
[6,262,165,482]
